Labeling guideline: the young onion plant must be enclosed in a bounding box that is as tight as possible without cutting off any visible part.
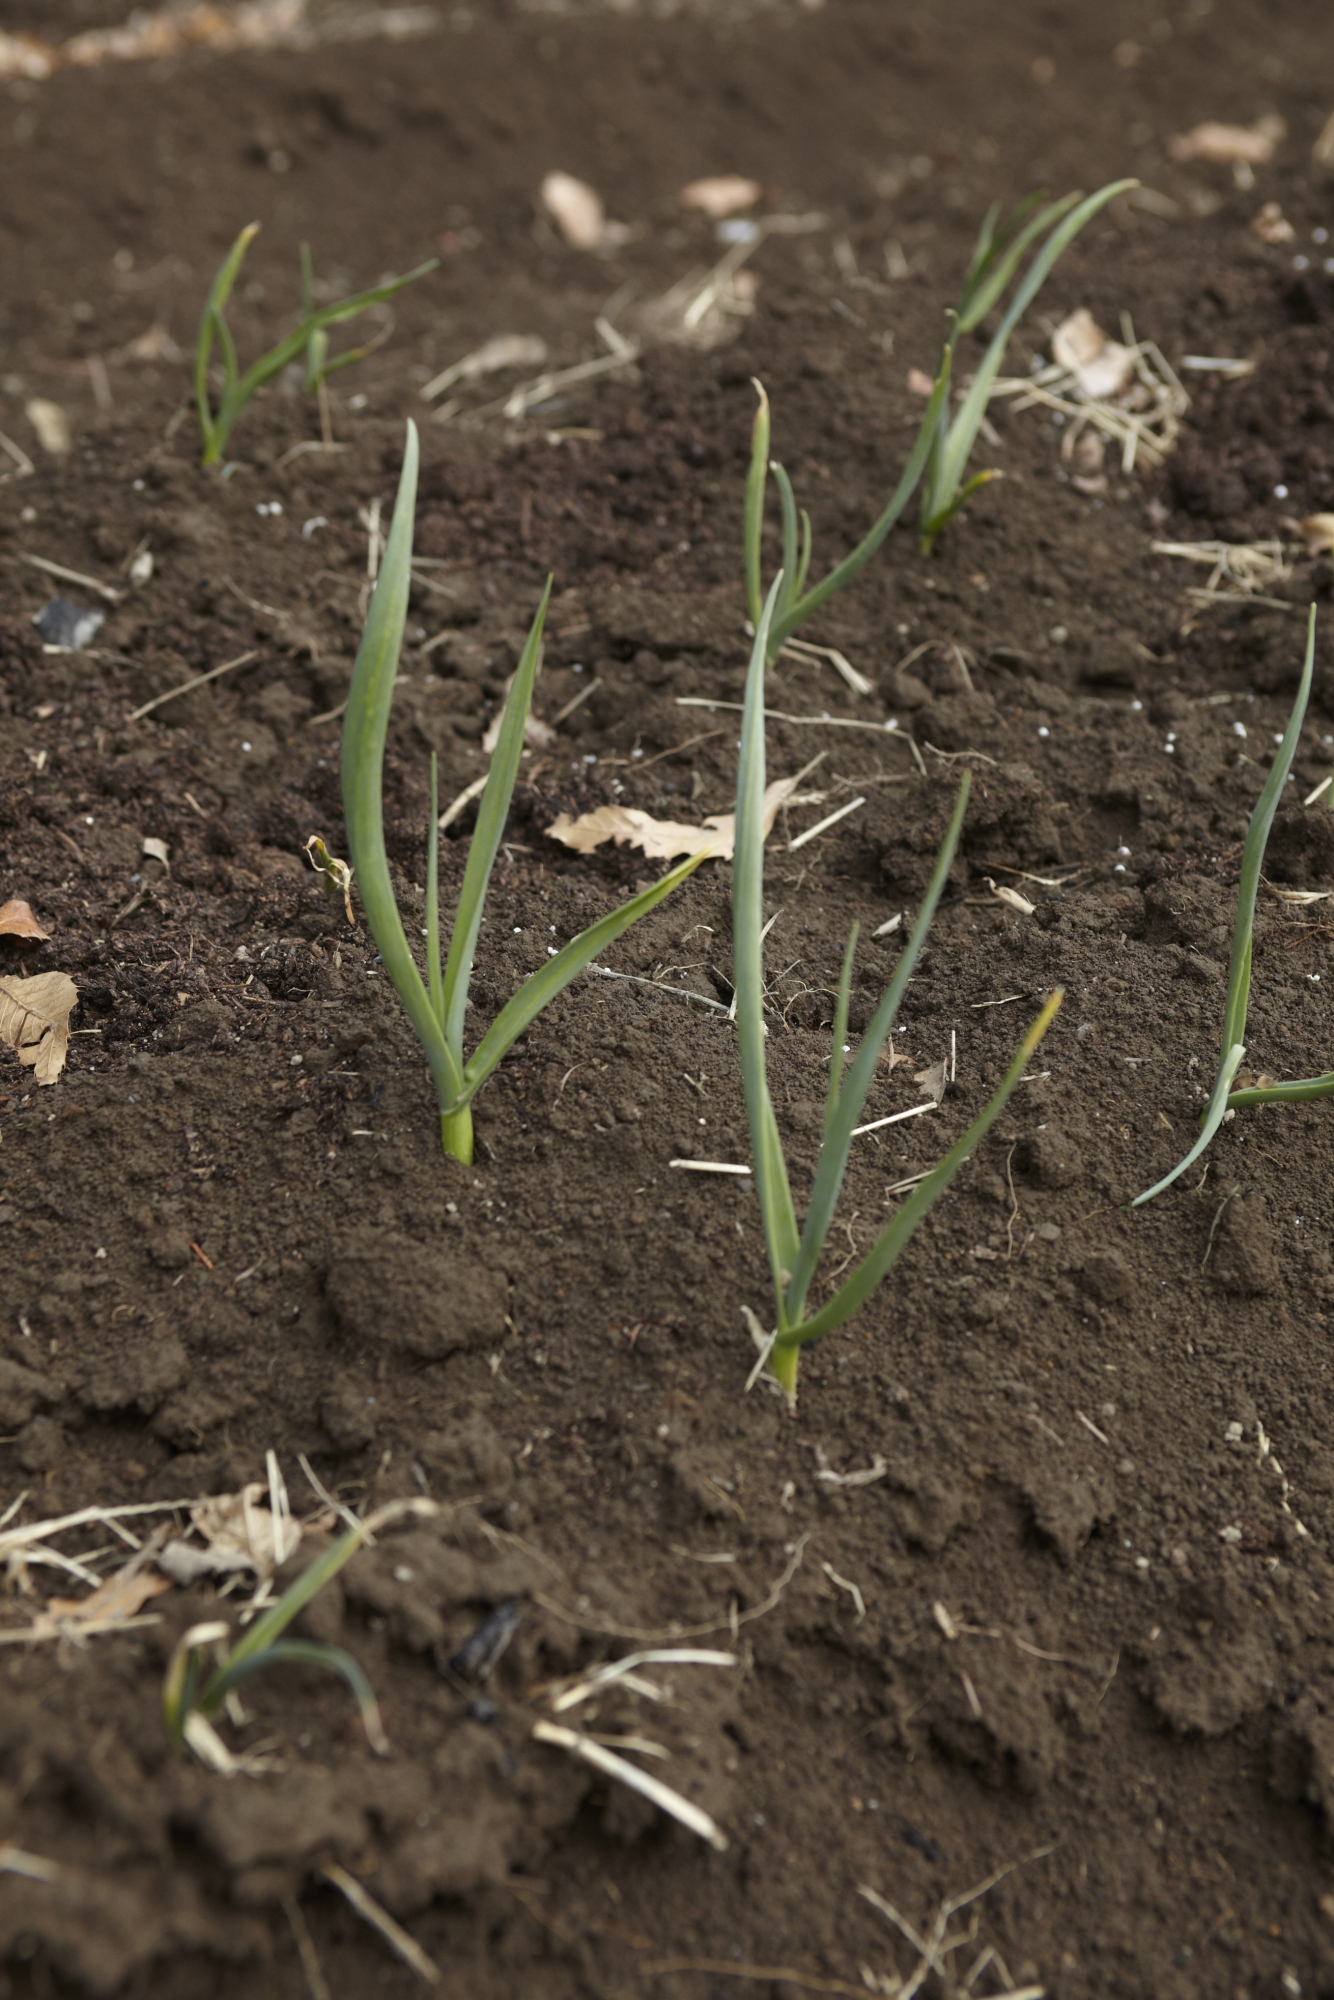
[163,1500,431,1764]
[735,581,1062,1402]
[195,224,437,467]
[1134,607,1332,1205]
[342,422,709,1166]
[917,180,1134,551]
[743,180,1134,659]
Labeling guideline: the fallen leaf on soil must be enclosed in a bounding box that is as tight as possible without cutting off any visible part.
[906,366,935,396]
[187,1485,302,1577]
[1050,309,1134,402]
[142,836,170,869]
[540,171,629,250]
[915,1059,948,1105]
[36,1566,172,1634]
[679,175,763,219]
[546,773,806,863]
[0,29,52,79]
[1168,115,1284,166]
[1250,200,1295,245]
[1301,514,1334,556]
[119,323,184,363]
[0,899,50,941]
[25,398,71,455]
[0,972,76,1084]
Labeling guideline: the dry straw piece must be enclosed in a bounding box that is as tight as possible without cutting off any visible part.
[991,309,1187,474]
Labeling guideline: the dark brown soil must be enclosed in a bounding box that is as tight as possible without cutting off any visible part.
[5,2,1334,1995]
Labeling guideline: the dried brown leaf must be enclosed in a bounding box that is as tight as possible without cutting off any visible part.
[0,972,76,1084]
[25,398,70,455]
[546,774,804,864]
[540,171,608,249]
[36,1566,171,1634]
[1250,200,1296,245]
[1051,308,1133,401]
[0,899,50,941]
[914,1059,948,1106]
[679,175,763,219]
[1168,116,1284,166]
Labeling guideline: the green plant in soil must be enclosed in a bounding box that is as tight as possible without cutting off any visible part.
[163,1500,430,1763]
[1134,606,1333,1205]
[194,223,437,467]
[734,579,1062,1402]
[917,180,1135,551]
[341,420,710,1167]
[742,365,953,664]
[742,180,1134,661]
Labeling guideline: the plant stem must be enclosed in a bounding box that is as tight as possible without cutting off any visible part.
[769,1340,799,1402]
[440,1103,474,1165]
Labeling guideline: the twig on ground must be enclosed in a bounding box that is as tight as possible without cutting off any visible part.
[126,650,259,722]
[19,551,122,602]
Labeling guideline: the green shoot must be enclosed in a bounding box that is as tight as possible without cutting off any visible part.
[163,1499,434,1764]
[742,182,1135,659]
[195,224,437,467]
[743,361,954,663]
[735,580,1062,1402]
[341,421,711,1166]
[918,180,1135,550]
[1134,607,1329,1204]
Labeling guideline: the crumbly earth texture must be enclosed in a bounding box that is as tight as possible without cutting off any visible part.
[3,1,1334,1994]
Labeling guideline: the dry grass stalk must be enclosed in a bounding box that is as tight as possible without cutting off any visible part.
[991,313,1187,472]
[321,1864,442,1985]
[1150,537,1291,596]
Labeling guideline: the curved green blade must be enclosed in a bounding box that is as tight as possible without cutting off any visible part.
[782,990,1063,1349]
[442,579,553,1065]
[460,847,710,1107]
[1133,605,1317,1204]
[735,578,800,1311]
[340,421,463,1112]
[785,776,970,1327]
[203,1639,389,1756]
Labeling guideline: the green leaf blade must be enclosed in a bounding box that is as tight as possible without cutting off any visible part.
[1134,605,1317,1203]
[195,221,259,464]
[772,346,953,653]
[784,989,1063,1348]
[744,380,771,628]
[735,579,800,1313]
[923,180,1135,537]
[461,849,711,1104]
[441,578,553,1065]
[340,421,462,1110]
[786,776,970,1327]
[203,1639,390,1756]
